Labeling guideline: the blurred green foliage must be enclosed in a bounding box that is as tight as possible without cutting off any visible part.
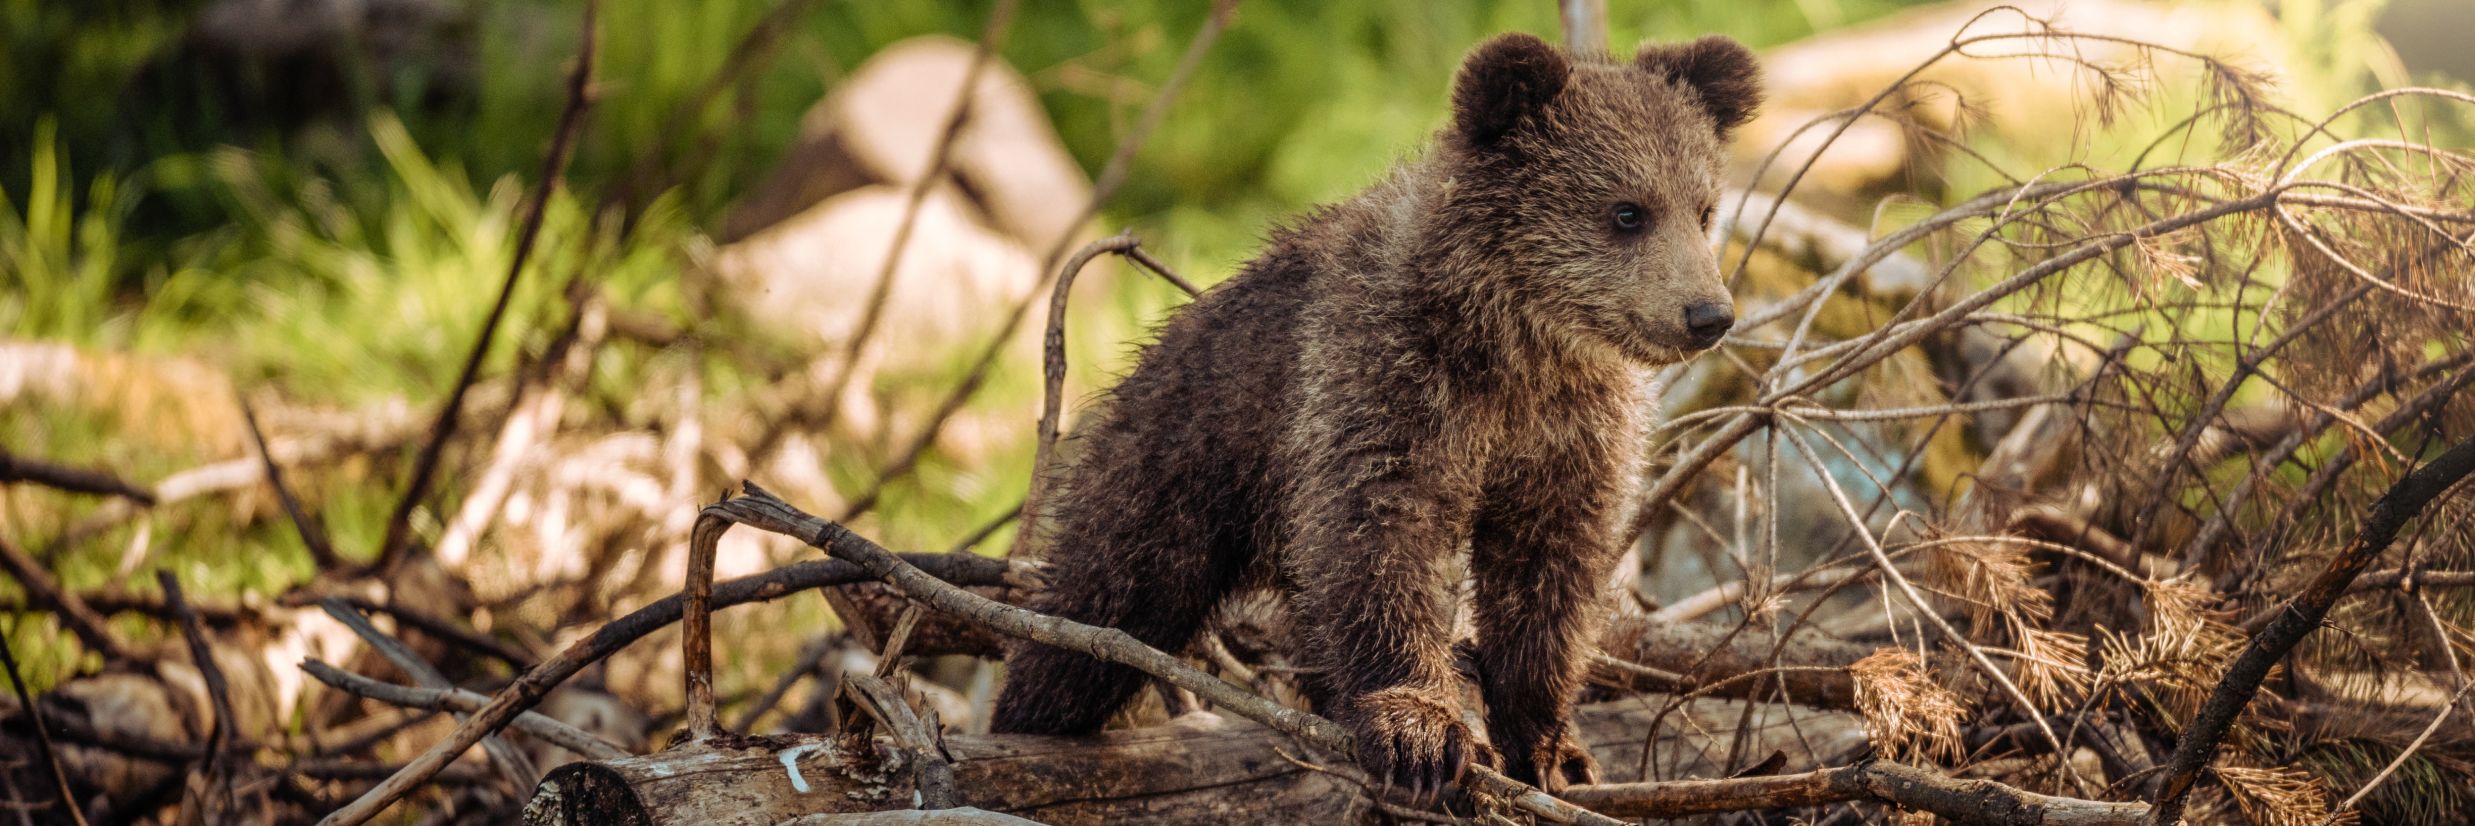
[0,0,1938,678]
[7,0,1938,299]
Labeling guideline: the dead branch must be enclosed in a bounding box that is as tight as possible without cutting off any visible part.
[2178,349,2475,566]
[311,550,1007,825]
[2009,505,2148,573]
[2235,349,2475,585]
[843,672,957,809]
[240,397,342,570]
[8,11,2467,826]
[2148,434,2475,824]
[157,571,244,821]
[779,810,1042,825]
[741,0,1024,472]
[50,384,496,551]
[809,0,1014,441]
[0,448,154,505]
[1011,231,1201,560]
[2236,569,2475,634]
[1635,179,2299,549]
[1787,427,2072,771]
[373,0,599,574]
[432,288,603,571]
[319,598,540,793]
[699,485,1341,745]
[0,534,128,661]
[1721,188,1932,299]
[733,635,838,732]
[287,592,537,669]
[1556,0,1608,53]
[1646,565,1866,626]
[527,714,1370,826]
[784,578,1885,713]
[297,660,625,761]
[0,629,87,826]
[680,494,726,742]
[608,0,828,215]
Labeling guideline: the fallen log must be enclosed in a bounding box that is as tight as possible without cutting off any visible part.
[522,696,1868,825]
[1562,761,2149,824]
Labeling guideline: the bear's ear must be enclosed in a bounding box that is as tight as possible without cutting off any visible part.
[1452,33,1569,148]
[1634,35,1763,138]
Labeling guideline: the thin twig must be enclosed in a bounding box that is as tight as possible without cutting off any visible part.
[751,0,1021,466]
[51,392,473,551]
[374,0,599,574]
[2182,349,2475,570]
[1630,182,2297,549]
[732,635,836,733]
[1649,567,1866,625]
[1008,232,1140,559]
[431,295,594,570]
[609,0,827,215]
[284,592,536,670]
[298,659,626,761]
[1778,427,2081,788]
[240,398,341,570]
[1124,243,1203,298]
[2233,352,2475,587]
[156,571,240,820]
[319,599,540,793]
[2324,659,2472,821]
[0,626,89,826]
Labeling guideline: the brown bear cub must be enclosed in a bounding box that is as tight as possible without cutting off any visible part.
[991,32,1759,797]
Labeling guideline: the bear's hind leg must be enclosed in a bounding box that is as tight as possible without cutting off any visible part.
[990,516,1243,735]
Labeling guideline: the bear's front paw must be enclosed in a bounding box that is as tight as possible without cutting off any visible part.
[1340,685,1492,805]
[1503,725,1599,792]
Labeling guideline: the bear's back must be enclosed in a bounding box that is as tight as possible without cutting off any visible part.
[1042,226,1336,575]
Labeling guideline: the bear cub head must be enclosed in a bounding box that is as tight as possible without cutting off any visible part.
[1437,32,1761,365]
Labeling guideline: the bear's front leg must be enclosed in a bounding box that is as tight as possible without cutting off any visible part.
[1468,501,1628,791]
[1284,423,1490,802]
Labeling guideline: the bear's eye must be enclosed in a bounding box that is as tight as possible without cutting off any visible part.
[1611,202,1649,233]
[1699,204,1716,230]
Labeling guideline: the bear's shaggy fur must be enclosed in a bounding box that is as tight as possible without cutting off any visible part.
[990,31,1761,795]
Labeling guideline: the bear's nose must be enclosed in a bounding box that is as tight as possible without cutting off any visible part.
[1683,301,1734,348]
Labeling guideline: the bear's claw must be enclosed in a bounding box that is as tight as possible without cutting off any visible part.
[1342,684,1494,807]
[1505,726,1599,793]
